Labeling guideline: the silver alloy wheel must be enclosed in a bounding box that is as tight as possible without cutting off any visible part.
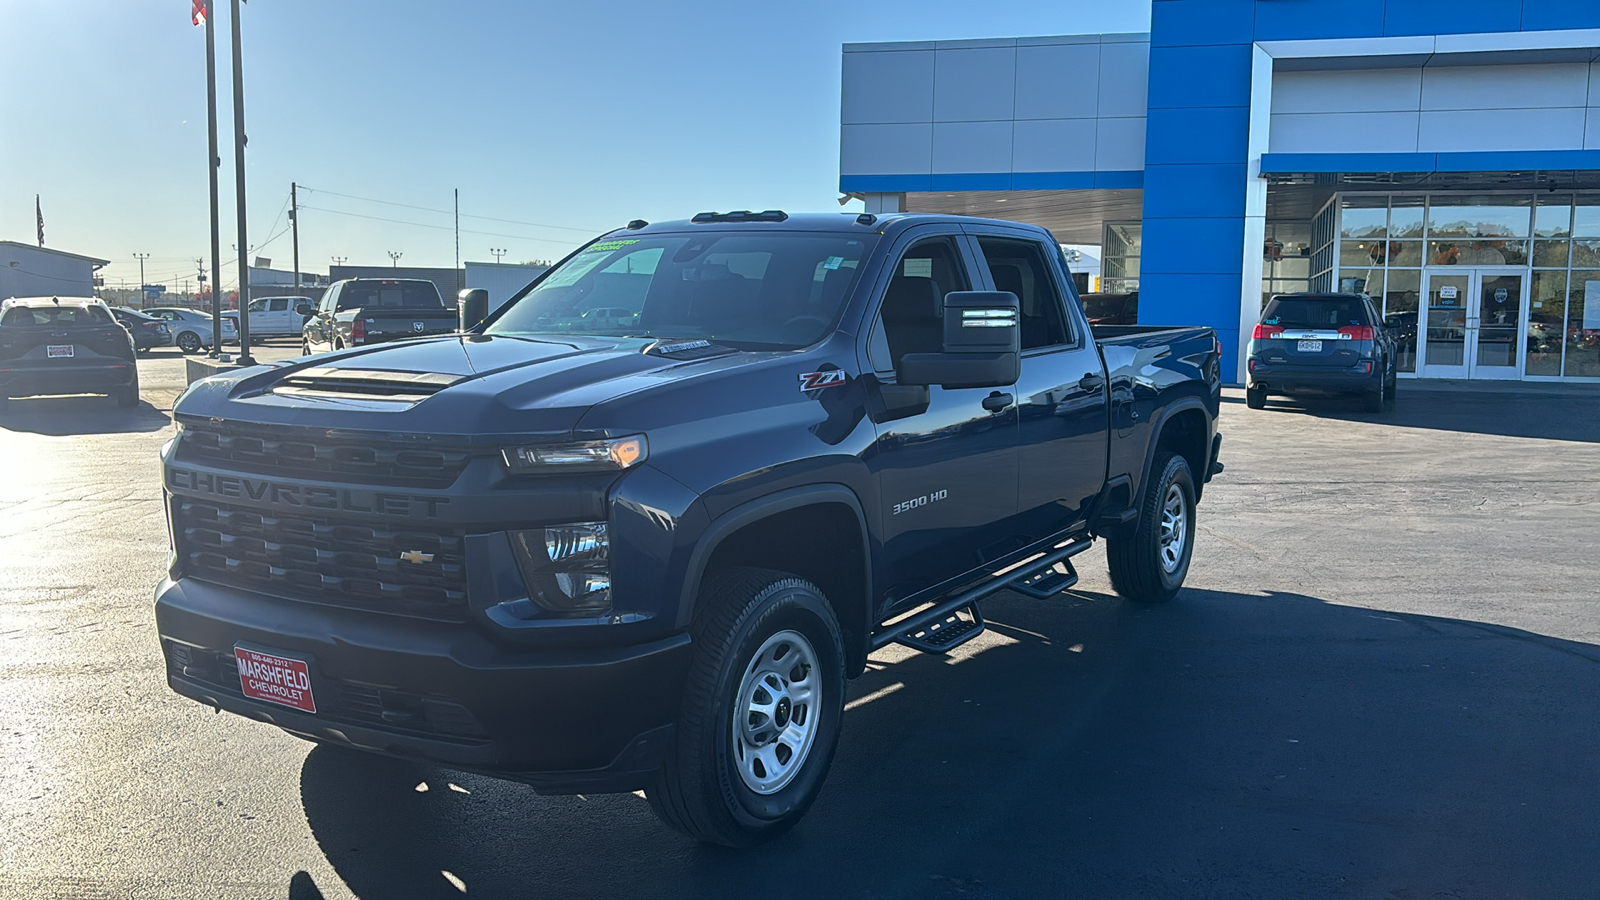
[731,629,821,795]
[1158,483,1188,574]
[177,331,202,353]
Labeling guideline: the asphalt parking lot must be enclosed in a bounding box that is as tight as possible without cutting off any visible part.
[1,361,1597,899]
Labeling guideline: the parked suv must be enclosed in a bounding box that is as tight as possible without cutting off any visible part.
[0,297,140,406]
[1246,292,1396,412]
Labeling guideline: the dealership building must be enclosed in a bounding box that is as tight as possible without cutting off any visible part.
[838,0,1600,383]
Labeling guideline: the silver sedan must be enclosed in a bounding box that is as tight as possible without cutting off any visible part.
[142,307,238,354]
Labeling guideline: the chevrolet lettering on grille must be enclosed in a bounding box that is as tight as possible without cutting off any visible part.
[166,469,448,518]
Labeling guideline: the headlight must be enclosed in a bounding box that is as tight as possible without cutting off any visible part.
[501,435,647,474]
[508,523,612,613]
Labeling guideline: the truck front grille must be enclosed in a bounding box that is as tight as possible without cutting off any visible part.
[177,423,470,488]
[174,497,468,621]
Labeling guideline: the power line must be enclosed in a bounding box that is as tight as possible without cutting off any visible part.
[296,204,591,247]
[297,185,602,234]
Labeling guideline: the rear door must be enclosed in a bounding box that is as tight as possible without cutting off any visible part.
[1256,295,1375,368]
[968,227,1109,538]
[860,229,1021,610]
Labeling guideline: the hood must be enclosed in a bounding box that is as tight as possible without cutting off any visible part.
[174,333,753,441]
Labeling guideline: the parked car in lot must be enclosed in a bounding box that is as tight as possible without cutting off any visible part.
[156,211,1223,847]
[0,297,139,406]
[1247,291,1397,412]
[223,295,315,338]
[110,306,172,353]
[300,278,458,353]
[142,306,236,353]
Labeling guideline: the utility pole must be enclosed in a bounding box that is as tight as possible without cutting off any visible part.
[491,248,506,264]
[454,188,460,275]
[197,258,207,310]
[203,0,223,358]
[229,0,254,365]
[291,182,301,298]
[133,253,150,308]
[388,251,403,268]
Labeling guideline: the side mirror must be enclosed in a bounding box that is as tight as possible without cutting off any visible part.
[897,291,1021,389]
[458,288,489,331]
[295,302,314,317]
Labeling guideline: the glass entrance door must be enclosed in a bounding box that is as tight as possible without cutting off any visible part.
[1419,268,1528,379]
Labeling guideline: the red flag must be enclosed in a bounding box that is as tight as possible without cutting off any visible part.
[192,0,206,25]
[36,194,44,247]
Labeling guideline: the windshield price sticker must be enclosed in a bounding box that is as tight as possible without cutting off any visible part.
[823,256,844,271]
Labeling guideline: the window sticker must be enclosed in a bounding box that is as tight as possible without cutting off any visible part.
[903,258,932,278]
[823,256,844,271]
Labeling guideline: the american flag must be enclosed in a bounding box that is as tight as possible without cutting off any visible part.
[192,0,206,26]
[35,195,43,247]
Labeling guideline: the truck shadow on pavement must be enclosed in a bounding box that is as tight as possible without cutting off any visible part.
[296,587,1600,900]
[0,395,169,435]
[1248,390,1600,443]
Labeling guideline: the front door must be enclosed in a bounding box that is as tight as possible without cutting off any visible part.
[1419,268,1527,379]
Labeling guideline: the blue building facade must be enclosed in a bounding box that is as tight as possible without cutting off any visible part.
[840,0,1600,383]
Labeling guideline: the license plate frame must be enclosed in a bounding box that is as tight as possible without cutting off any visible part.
[1296,339,1323,352]
[46,344,74,358]
[234,644,317,713]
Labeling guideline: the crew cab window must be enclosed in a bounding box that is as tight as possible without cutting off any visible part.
[976,237,1069,350]
[488,232,876,350]
[867,238,970,373]
[247,299,268,312]
[269,298,289,312]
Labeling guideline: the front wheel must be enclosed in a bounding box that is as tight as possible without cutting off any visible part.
[1106,452,1196,603]
[647,568,845,847]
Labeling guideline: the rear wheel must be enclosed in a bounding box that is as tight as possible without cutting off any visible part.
[1384,369,1398,409]
[176,331,202,354]
[647,568,845,847]
[1245,386,1267,409]
[114,377,139,408]
[1362,376,1385,413]
[1106,452,1196,603]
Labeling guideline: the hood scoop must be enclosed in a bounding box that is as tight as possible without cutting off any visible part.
[642,339,734,361]
[271,366,466,402]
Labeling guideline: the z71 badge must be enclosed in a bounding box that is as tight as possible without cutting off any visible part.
[799,369,848,391]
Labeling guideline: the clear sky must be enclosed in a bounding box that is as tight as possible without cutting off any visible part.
[1,0,1152,292]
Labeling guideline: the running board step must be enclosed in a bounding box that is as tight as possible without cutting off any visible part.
[895,604,985,654]
[1009,559,1079,599]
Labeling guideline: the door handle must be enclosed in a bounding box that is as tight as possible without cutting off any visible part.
[982,391,1013,412]
[1079,372,1106,391]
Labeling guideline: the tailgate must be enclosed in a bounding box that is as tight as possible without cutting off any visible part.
[361,312,458,341]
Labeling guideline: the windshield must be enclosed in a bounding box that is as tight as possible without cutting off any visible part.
[486,231,876,348]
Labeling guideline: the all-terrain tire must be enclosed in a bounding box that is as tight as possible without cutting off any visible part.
[646,568,845,847]
[1106,452,1196,603]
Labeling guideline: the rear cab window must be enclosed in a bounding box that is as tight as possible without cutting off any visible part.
[2,305,114,327]
[337,282,445,311]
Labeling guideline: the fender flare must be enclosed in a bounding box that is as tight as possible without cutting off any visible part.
[675,484,874,663]
[1135,394,1213,501]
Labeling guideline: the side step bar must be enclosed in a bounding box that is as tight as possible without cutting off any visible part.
[873,538,1094,655]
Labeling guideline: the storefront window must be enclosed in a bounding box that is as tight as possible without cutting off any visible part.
[1533,240,1571,267]
[1569,272,1600,377]
[1426,239,1528,266]
[1384,269,1420,374]
[1340,199,1387,239]
[1527,271,1566,377]
[1389,197,1426,239]
[1101,222,1141,293]
[1534,201,1573,238]
[1426,196,1532,239]
[1572,195,1600,238]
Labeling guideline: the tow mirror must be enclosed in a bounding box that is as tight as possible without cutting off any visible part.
[458,288,489,332]
[294,302,314,317]
[897,291,1020,389]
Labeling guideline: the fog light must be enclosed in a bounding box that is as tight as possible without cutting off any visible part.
[509,523,612,614]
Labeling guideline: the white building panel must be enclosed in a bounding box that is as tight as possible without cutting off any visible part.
[1269,111,1422,153]
[931,121,1013,173]
[839,123,932,175]
[1014,43,1101,120]
[1587,107,1600,149]
[932,47,1016,122]
[841,50,934,125]
[1097,41,1151,118]
[1013,119,1098,172]
[1270,68,1423,114]
[1420,62,1590,111]
[1095,117,1147,170]
[1417,107,1588,152]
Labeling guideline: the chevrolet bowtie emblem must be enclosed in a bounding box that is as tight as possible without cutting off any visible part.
[399,550,435,564]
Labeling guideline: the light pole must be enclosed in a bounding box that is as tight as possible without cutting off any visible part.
[133,253,150,308]
[331,256,347,267]
[490,248,506,264]
[229,0,255,366]
[387,251,403,268]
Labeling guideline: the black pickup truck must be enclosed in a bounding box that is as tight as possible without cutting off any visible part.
[156,212,1223,846]
[299,278,459,354]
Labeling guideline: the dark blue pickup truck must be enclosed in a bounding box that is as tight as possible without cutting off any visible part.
[155,211,1223,846]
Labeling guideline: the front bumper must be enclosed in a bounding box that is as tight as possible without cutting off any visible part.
[156,576,693,793]
[1247,362,1379,395]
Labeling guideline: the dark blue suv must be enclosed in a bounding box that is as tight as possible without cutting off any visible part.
[1246,292,1396,412]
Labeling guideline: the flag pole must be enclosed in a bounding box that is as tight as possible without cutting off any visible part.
[203,0,224,358]
[229,0,254,366]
